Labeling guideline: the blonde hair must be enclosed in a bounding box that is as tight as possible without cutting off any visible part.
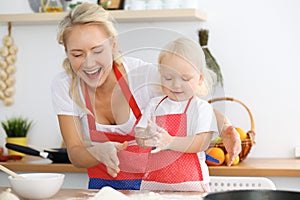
[158,37,216,97]
[57,3,121,111]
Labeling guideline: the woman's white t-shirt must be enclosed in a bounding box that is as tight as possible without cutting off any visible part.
[51,57,160,139]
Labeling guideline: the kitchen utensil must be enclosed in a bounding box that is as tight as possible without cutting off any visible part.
[8,173,64,199]
[5,143,71,163]
[0,164,23,179]
[203,190,300,200]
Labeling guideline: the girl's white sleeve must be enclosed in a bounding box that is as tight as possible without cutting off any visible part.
[188,99,219,138]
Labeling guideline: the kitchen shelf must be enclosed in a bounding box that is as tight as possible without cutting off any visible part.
[0,9,207,25]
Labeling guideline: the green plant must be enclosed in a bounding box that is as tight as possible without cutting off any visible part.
[1,117,33,137]
[198,29,224,86]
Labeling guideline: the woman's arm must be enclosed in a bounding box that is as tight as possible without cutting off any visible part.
[58,115,99,168]
[214,109,241,166]
[58,115,127,177]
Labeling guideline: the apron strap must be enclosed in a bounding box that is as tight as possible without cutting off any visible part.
[84,83,96,130]
[113,62,142,121]
[183,97,193,113]
[155,96,193,113]
[84,62,142,132]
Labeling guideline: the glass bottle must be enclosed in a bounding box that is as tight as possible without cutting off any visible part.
[44,0,63,12]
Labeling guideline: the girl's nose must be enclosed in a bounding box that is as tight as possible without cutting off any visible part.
[172,78,181,88]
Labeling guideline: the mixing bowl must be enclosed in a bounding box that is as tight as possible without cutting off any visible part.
[8,173,65,199]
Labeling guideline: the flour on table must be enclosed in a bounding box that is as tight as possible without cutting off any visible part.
[89,187,203,200]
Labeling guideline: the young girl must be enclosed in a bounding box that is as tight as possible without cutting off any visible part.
[135,37,218,192]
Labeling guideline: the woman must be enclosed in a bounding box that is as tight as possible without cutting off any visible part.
[51,2,241,190]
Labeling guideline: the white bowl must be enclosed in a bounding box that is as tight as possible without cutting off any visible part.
[8,173,65,199]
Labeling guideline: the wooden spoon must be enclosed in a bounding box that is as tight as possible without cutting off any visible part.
[0,164,24,179]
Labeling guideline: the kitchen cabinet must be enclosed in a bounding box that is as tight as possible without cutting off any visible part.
[0,9,207,24]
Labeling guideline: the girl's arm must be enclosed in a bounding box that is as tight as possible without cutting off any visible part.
[155,130,214,153]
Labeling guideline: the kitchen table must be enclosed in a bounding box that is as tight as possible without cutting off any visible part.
[2,156,300,191]
[2,156,300,176]
[0,187,204,199]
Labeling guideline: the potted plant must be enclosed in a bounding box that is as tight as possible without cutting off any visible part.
[1,116,33,156]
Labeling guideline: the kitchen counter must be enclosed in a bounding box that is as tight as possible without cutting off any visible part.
[0,187,204,199]
[1,156,300,177]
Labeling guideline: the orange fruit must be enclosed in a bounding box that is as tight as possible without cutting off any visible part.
[206,147,225,166]
[235,127,247,140]
[225,153,240,166]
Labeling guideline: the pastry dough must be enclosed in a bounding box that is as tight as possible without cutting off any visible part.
[90,187,129,200]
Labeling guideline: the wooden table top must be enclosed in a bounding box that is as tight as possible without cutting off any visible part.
[2,156,300,177]
[0,187,204,200]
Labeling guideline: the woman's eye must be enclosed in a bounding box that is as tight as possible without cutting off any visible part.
[93,49,103,54]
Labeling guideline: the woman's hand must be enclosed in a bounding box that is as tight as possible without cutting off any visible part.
[214,109,242,166]
[87,141,128,177]
[221,125,241,166]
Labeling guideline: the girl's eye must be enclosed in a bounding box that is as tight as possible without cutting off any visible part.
[182,77,190,81]
[163,76,172,80]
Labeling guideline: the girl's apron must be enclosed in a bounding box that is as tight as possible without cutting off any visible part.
[141,96,209,191]
[85,63,150,190]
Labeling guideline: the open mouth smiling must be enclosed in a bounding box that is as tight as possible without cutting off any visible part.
[83,67,102,79]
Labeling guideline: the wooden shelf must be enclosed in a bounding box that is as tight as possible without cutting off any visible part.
[0,9,207,25]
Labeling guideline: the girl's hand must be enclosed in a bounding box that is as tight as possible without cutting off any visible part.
[143,121,173,152]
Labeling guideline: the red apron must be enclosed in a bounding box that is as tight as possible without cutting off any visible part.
[141,96,204,191]
[86,63,151,190]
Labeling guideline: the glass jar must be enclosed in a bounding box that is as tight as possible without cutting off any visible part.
[44,0,63,12]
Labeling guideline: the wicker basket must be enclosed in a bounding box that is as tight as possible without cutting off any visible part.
[208,97,256,162]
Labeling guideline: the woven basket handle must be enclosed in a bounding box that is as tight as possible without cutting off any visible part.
[208,97,256,137]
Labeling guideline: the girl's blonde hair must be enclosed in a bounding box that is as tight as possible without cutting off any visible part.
[158,37,216,97]
[57,3,121,111]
